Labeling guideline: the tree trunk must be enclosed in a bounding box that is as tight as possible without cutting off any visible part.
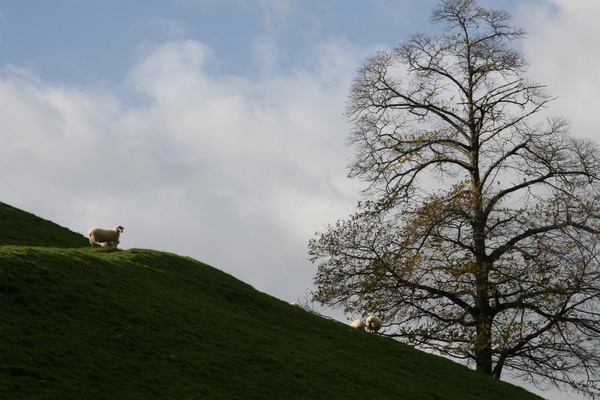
[475,314,494,376]
[474,259,494,376]
[471,188,496,377]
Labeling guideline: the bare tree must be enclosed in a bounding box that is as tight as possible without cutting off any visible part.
[308,0,600,396]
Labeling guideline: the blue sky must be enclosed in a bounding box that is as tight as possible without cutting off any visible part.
[0,1,430,84]
[0,1,597,398]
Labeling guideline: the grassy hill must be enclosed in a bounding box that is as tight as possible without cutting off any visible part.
[0,202,544,399]
[0,202,88,247]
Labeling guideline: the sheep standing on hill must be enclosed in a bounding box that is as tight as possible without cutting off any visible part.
[88,226,124,248]
[350,319,365,330]
[365,316,382,333]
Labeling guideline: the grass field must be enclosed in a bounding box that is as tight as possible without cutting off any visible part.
[0,202,544,399]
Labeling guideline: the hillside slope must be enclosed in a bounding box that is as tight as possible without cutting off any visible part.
[0,204,544,400]
[0,202,88,247]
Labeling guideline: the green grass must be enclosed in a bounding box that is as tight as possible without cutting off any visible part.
[0,202,544,399]
[0,202,88,247]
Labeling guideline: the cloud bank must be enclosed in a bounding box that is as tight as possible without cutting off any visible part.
[0,38,368,301]
[518,0,600,141]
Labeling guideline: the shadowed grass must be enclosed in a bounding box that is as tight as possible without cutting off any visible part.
[0,202,88,248]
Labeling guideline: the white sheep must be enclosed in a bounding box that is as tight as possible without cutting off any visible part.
[365,315,382,332]
[350,319,365,330]
[290,302,304,309]
[88,226,124,248]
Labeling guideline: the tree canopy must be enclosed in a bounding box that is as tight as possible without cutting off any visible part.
[309,0,600,396]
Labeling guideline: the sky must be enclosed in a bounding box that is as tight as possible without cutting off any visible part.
[0,1,598,398]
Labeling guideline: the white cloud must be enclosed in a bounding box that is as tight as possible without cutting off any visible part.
[0,38,364,302]
[128,40,216,102]
[517,0,600,141]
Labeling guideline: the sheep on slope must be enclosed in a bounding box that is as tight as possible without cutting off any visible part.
[365,315,382,333]
[88,226,124,248]
[350,319,365,330]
